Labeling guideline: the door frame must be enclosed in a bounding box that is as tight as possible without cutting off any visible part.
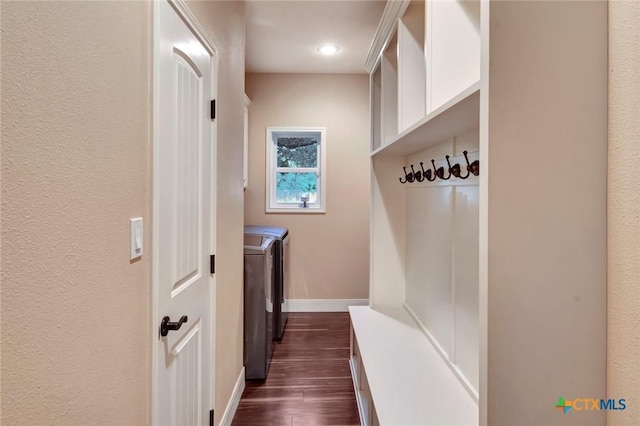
[152,1,219,424]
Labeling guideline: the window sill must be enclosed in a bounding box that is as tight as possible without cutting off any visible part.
[266,208,326,214]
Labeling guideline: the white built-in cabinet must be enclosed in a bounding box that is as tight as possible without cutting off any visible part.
[350,1,607,425]
[397,1,425,132]
[243,94,251,189]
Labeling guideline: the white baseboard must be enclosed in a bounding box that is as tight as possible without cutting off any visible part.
[283,299,368,312]
[219,367,245,426]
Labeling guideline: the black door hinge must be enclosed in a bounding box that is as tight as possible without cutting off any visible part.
[210,99,216,120]
[209,409,214,426]
[210,254,215,274]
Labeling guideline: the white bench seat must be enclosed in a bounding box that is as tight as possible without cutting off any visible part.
[348,305,478,426]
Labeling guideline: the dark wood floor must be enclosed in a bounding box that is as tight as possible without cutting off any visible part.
[232,312,360,426]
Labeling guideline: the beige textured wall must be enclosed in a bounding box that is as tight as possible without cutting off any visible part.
[245,73,370,300]
[1,1,246,425]
[480,1,607,424]
[608,1,640,423]
[1,2,151,425]
[186,2,246,424]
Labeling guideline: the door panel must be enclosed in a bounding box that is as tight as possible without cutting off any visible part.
[172,52,203,295]
[171,323,202,426]
[154,1,215,425]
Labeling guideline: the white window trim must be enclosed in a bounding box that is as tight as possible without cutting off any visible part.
[265,127,327,214]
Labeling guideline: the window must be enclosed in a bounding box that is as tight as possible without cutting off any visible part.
[266,127,326,213]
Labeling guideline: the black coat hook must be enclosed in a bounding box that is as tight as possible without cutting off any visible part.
[420,161,431,182]
[399,166,415,184]
[463,151,480,177]
[406,167,415,183]
[411,164,424,182]
[434,158,451,180]
[446,155,462,178]
[399,166,409,184]
[459,152,471,179]
[425,160,437,181]
[420,162,435,182]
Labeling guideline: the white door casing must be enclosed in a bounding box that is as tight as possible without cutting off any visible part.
[153,1,218,425]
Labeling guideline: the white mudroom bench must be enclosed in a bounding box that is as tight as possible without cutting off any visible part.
[348,305,478,426]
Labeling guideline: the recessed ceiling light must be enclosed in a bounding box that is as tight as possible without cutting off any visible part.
[317,44,340,55]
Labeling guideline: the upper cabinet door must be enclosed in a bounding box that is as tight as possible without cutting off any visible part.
[244,94,251,189]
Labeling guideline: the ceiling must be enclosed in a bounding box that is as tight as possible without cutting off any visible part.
[245,0,387,74]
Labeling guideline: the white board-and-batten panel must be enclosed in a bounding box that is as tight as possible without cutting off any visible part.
[404,132,479,392]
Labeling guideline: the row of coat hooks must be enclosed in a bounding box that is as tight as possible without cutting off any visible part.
[399,150,480,184]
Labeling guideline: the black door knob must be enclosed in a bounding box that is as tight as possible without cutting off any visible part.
[160,315,188,337]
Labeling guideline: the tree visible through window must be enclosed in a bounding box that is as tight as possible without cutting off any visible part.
[276,137,318,203]
[267,128,326,212]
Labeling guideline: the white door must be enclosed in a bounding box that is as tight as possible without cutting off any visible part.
[154,1,216,425]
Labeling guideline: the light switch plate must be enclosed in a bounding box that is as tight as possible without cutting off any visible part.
[130,217,143,260]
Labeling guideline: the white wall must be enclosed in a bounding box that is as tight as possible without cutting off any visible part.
[245,73,370,301]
